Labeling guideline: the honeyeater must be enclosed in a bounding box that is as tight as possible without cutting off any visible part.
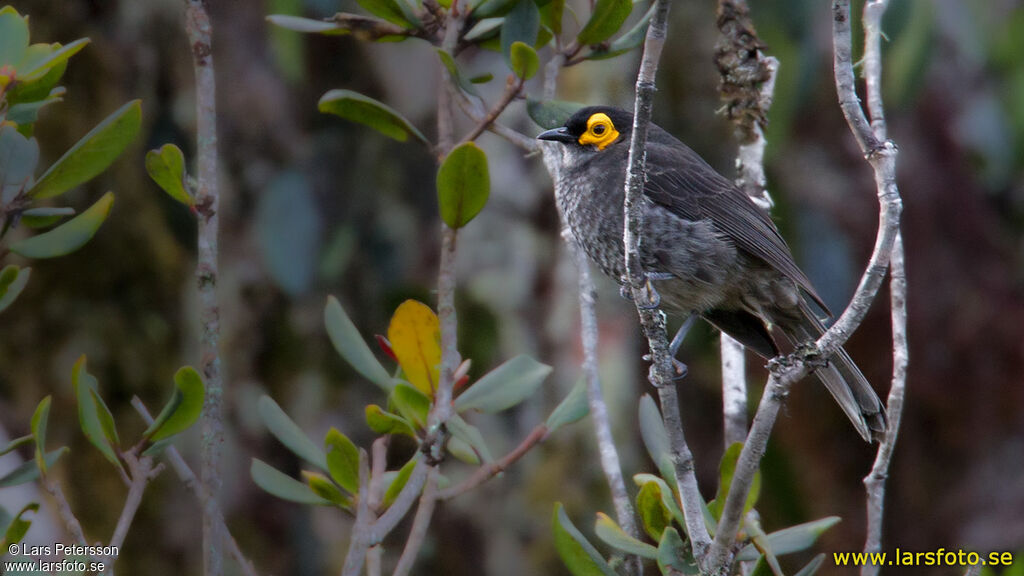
[538,105,885,442]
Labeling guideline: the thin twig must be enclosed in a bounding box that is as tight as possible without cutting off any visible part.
[391,468,440,576]
[705,2,903,572]
[622,0,712,564]
[181,1,224,574]
[368,459,430,544]
[342,452,373,576]
[447,76,538,153]
[366,438,388,576]
[436,424,547,499]
[131,398,259,576]
[458,76,524,146]
[108,453,160,552]
[41,476,89,547]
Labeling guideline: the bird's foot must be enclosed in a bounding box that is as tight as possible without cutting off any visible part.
[669,314,698,357]
[646,357,689,382]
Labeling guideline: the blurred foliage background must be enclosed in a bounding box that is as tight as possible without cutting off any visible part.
[1,0,1022,574]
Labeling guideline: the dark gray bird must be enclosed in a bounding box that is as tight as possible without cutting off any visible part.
[538,105,886,442]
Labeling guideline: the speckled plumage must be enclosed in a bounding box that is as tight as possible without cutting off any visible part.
[540,106,886,442]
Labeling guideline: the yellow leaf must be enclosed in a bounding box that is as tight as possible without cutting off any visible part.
[387,300,441,396]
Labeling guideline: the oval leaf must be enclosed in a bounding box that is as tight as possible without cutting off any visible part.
[0,265,30,314]
[585,2,653,60]
[447,413,493,463]
[71,356,122,471]
[382,458,418,509]
[638,394,674,485]
[250,459,332,505]
[30,396,51,473]
[18,38,90,82]
[594,512,658,558]
[552,503,618,576]
[437,142,490,229]
[318,89,427,144]
[10,191,114,259]
[509,41,539,80]
[355,0,415,27]
[454,354,550,413]
[20,207,76,228]
[527,99,585,129]
[633,474,685,528]
[2,503,39,547]
[145,144,191,206]
[387,300,441,395]
[636,479,672,541]
[325,427,360,494]
[258,395,328,470]
[0,434,33,457]
[365,405,417,438]
[266,15,347,35]
[500,0,540,64]
[145,366,205,441]
[0,7,29,68]
[709,441,761,521]
[577,0,631,45]
[657,527,697,574]
[27,100,142,199]
[545,378,589,432]
[325,296,395,392]
[302,470,354,510]
[390,384,431,429]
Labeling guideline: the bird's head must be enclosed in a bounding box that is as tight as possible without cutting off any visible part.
[537,106,633,153]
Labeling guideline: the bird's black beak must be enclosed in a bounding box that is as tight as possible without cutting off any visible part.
[537,127,576,144]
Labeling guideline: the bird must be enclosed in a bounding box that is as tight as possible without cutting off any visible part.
[538,105,886,442]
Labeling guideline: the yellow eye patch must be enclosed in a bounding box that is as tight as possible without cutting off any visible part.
[578,112,619,150]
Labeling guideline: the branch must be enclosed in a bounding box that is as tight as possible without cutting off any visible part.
[436,424,547,500]
[391,468,440,576]
[622,0,712,564]
[181,1,224,574]
[108,452,162,553]
[447,75,538,153]
[41,476,89,548]
[368,460,430,543]
[131,398,259,576]
[457,75,524,146]
[705,2,904,572]
[342,452,373,576]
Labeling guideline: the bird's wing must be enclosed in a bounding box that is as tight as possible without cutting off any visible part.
[642,136,831,314]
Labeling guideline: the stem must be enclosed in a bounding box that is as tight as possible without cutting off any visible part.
[368,460,430,543]
[458,76,523,145]
[391,469,440,576]
[41,476,89,547]
[181,2,223,574]
[341,452,373,576]
[436,424,547,499]
[705,3,904,572]
[131,398,259,576]
[622,0,712,564]
[108,453,159,552]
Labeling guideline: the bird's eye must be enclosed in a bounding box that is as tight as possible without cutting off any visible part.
[579,112,620,150]
[592,124,606,136]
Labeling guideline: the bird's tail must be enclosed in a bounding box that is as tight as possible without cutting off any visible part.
[777,304,887,443]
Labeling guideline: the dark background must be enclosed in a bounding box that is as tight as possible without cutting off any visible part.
[1,0,1022,574]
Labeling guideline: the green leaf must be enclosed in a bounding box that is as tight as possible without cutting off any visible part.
[382,458,418,508]
[585,2,653,60]
[472,0,519,20]
[552,503,618,576]
[636,479,672,541]
[794,553,826,576]
[144,366,205,441]
[391,384,430,429]
[455,354,550,413]
[469,73,494,84]
[0,434,32,457]
[325,428,360,494]
[576,0,631,45]
[500,0,540,64]
[539,0,564,36]
[464,17,505,41]
[356,0,415,28]
[30,396,52,473]
[27,100,142,199]
[302,470,354,510]
[0,7,29,68]
[633,474,685,528]
[709,442,760,521]
[1,503,38,548]
[594,512,658,558]
[509,41,539,80]
[265,15,347,35]
[657,527,698,575]
[142,438,175,459]
[250,459,332,505]
[447,412,493,463]
[20,207,76,228]
[90,388,120,449]
[0,265,30,314]
[9,191,114,259]
[257,395,328,470]
[446,434,481,464]
[735,517,841,561]
[0,123,40,202]
[6,94,63,126]
[145,144,192,206]
[325,296,395,392]
[0,448,67,487]
[436,142,490,229]
[18,38,89,82]
[638,394,675,486]
[527,99,585,129]
[365,405,417,437]
[318,89,427,144]
[71,356,122,472]
[545,378,589,433]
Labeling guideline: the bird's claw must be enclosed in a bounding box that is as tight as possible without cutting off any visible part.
[636,278,661,309]
[647,358,688,383]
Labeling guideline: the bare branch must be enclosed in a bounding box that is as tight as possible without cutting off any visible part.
[368,460,430,543]
[391,469,440,576]
[108,452,160,553]
[180,1,224,574]
[706,2,904,572]
[342,452,373,576]
[447,76,538,153]
[720,337,748,446]
[436,424,547,500]
[621,0,712,563]
[41,477,89,548]
[458,75,524,146]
